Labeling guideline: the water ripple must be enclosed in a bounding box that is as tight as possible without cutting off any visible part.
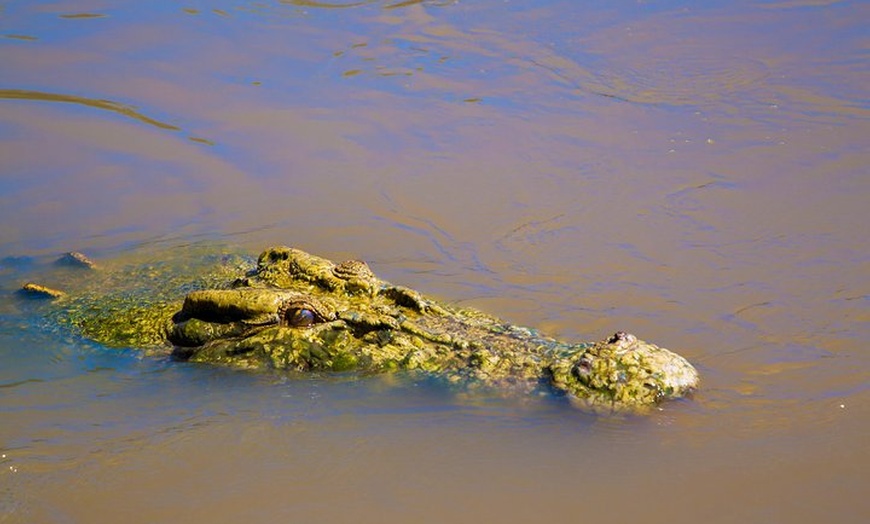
[0,89,214,145]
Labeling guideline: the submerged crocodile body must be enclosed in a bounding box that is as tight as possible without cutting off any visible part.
[21,246,699,411]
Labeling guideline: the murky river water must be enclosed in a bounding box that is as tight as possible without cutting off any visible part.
[1,0,868,522]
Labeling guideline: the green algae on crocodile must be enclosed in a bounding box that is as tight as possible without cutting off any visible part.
[170,246,699,410]
[22,245,699,411]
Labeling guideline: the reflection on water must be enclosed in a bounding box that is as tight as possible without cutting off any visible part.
[1,0,868,522]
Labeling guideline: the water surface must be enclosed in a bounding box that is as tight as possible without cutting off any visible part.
[1,1,867,522]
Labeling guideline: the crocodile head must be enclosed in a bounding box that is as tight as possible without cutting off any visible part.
[166,246,699,410]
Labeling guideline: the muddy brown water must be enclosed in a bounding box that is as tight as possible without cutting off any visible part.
[1,1,867,522]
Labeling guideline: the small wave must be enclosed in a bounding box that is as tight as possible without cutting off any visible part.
[0,89,214,144]
[0,89,179,130]
[597,55,770,106]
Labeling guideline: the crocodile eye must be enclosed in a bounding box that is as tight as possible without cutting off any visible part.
[288,308,315,327]
[279,297,333,328]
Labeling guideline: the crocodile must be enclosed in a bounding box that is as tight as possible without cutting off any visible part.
[18,245,699,411]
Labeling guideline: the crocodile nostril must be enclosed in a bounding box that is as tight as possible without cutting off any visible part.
[607,331,637,350]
